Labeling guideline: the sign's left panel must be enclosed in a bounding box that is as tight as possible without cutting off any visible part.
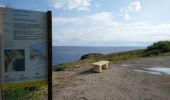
[0,7,48,92]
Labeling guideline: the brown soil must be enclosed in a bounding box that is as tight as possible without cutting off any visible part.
[53,56,170,100]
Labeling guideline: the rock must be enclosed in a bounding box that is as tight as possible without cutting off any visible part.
[80,53,105,60]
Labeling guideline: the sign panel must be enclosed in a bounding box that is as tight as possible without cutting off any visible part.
[0,7,48,90]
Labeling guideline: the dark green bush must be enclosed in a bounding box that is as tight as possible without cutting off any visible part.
[53,63,64,71]
[145,41,170,53]
[55,67,64,71]
[142,49,161,57]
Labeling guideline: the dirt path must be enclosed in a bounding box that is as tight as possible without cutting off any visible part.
[53,56,170,100]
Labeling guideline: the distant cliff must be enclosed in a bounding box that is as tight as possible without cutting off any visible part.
[80,53,105,60]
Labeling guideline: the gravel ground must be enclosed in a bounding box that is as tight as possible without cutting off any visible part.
[53,56,170,100]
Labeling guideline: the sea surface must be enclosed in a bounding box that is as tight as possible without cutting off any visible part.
[53,46,145,65]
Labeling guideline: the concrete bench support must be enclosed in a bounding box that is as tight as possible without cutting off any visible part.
[92,61,109,73]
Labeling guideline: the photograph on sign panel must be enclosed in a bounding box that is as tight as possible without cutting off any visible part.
[30,43,46,64]
[4,49,25,72]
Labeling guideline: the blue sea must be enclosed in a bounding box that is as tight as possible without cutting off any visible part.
[52,46,145,65]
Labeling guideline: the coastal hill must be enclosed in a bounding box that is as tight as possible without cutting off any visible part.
[54,41,170,71]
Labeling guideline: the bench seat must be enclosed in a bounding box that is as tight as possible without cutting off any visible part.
[92,61,109,73]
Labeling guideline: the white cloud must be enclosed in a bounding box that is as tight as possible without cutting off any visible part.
[52,1,170,46]
[120,1,141,20]
[88,12,117,25]
[95,2,102,8]
[123,14,129,20]
[0,3,6,7]
[53,0,92,11]
[53,22,170,46]
[53,12,119,26]
[53,17,86,25]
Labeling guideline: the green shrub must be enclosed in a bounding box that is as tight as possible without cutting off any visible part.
[142,49,161,57]
[54,64,67,71]
[107,49,144,62]
[55,66,65,71]
[4,86,46,100]
[145,41,170,53]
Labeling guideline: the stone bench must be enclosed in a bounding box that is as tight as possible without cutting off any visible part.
[92,61,109,73]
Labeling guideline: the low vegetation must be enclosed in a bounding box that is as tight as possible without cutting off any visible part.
[54,40,170,71]
[4,86,47,100]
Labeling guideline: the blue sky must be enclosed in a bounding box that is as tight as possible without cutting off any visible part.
[1,0,170,47]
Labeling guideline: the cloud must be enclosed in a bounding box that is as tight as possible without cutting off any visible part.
[53,22,170,46]
[53,12,119,26]
[120,1,141,20]
[0,3,6,7]
[53,0,92,11]
[95,2,102,8]
[52,1,170,46]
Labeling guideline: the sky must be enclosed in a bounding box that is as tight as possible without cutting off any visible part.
[1,0,170,47]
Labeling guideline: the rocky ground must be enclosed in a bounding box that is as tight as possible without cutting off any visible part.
[52,56,170,100]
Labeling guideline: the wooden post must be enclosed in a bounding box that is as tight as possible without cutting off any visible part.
[47,11,52,100]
